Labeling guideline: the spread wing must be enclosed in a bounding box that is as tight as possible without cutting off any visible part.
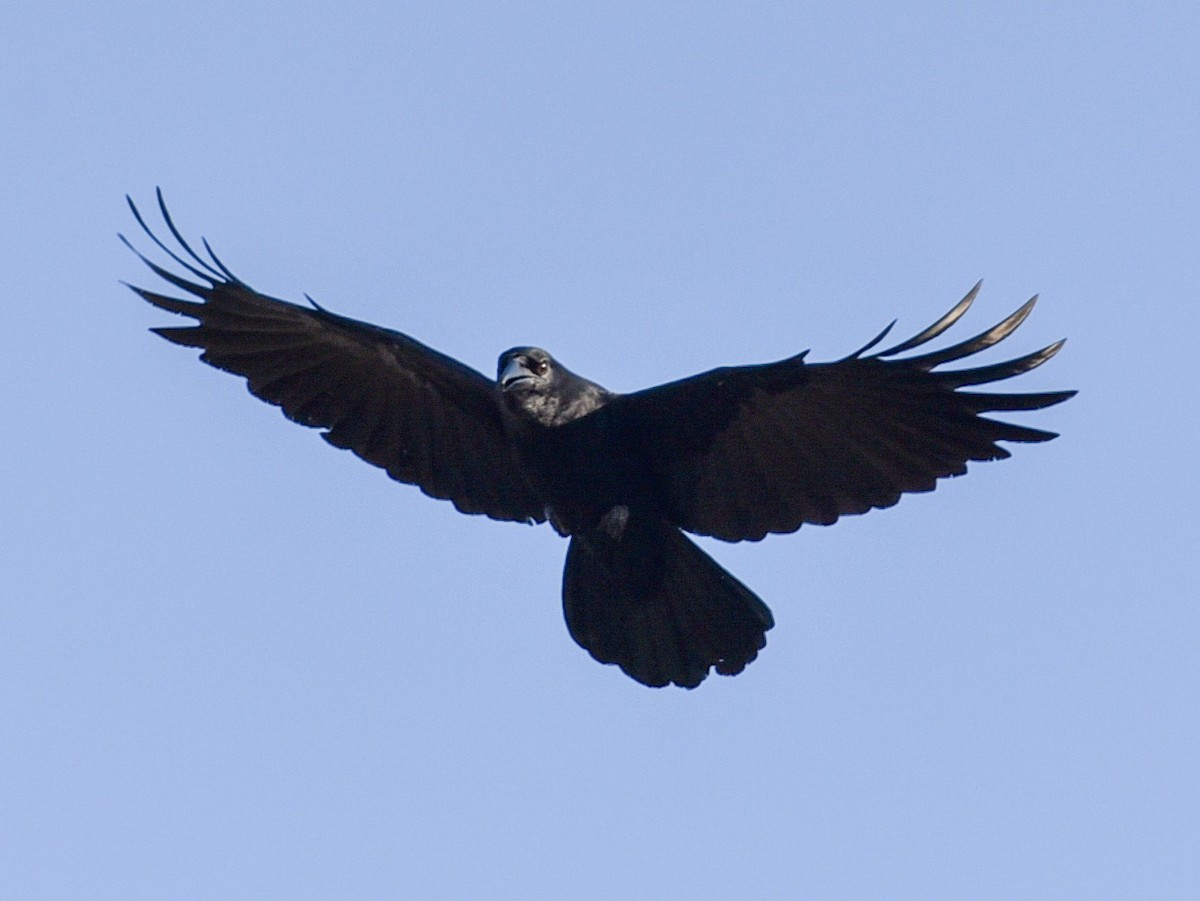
[123,191,544,524]
[613,282,1075,541]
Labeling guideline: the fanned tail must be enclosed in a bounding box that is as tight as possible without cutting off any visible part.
[563,516,774,688]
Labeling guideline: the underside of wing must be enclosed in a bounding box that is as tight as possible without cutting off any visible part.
[616,282,1075,541]
[123,190,544,525]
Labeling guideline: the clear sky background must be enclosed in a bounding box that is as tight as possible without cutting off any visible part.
[2,2,1196,898]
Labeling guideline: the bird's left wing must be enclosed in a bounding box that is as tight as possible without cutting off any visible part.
[610,283,1074,542]
[122,192,544,524]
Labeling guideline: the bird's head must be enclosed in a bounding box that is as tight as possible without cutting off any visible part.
[498,347,555,394]
[496,347,611,426]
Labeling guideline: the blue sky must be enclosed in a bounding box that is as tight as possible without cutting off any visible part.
[2,2,1196,897]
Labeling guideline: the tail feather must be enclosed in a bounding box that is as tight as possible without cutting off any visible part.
[562,517,774,688]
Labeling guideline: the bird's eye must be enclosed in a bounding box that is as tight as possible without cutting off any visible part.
[533,359,549,376]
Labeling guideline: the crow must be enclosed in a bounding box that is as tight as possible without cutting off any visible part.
[122,191,1074,689]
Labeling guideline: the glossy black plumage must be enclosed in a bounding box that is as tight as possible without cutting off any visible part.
[123,191,1074,689]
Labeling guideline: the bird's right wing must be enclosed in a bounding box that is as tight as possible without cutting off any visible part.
[123,192,544,525]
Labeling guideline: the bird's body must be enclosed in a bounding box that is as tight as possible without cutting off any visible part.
[493,351,776,686]
[123,191,1074,689]
[497,349,627,535]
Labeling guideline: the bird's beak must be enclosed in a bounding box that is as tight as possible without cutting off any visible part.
[499,357,534,389]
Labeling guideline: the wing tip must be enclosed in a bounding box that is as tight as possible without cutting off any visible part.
[122,188,248,291]
[875,280,983,358]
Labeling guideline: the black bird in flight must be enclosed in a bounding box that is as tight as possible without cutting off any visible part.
[123,191,1074,689]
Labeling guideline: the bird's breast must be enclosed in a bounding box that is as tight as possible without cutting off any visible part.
[512,415,655,537]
